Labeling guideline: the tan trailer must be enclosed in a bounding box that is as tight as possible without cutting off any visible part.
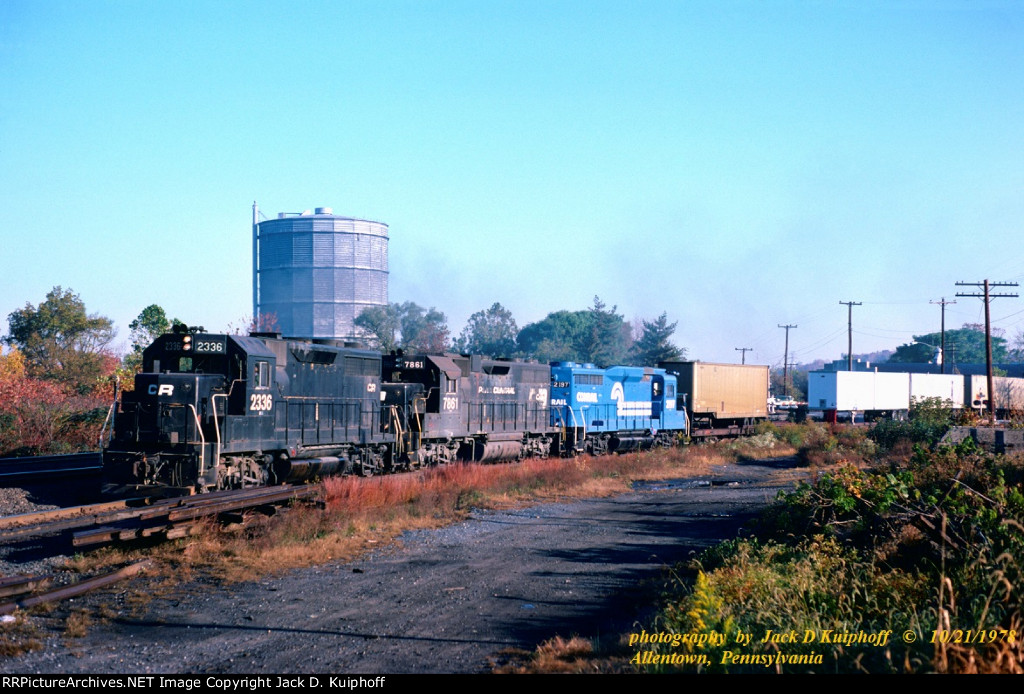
[660,361,770,431]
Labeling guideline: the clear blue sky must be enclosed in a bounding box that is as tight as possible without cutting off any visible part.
[2,0,1022,369]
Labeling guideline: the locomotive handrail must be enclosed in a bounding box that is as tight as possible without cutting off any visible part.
[386,406,405,456]
[210,392,228,479]
[98,379,119,449]
[187,404,206,479]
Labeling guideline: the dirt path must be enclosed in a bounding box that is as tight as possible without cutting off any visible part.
[7,458,802,674]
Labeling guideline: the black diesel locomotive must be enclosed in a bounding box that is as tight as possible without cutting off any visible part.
[103,325,559,494]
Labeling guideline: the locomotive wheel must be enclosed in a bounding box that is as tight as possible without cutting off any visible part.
[219,455,271,489]
[356,447,386,477]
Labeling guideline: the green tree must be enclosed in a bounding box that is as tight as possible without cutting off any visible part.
[770,367,807,400]
[517,297,632,367]
[355,302,451,353]
[355,304,401,352]
[629,312,685,365]
[455,302,518,357]
[5,286,116,394]
[517,310,592,364]
[888,324,1006,366]
[122,304,182,374]
[399,303,450,353]
[578,296,632,367]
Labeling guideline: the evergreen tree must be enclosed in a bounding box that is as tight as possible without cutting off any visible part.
[629,313,684,365]
[579,296,632,367]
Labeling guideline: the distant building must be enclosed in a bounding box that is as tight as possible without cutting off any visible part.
[252,204,388,340]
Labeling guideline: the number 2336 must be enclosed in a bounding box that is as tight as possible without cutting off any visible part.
[250,393,273,412]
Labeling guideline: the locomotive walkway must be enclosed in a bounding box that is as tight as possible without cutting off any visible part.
[4,457,803,674]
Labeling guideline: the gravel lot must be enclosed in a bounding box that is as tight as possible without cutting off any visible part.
[4,458,802,674]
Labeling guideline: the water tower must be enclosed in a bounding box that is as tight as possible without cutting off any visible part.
[252,203,389,340]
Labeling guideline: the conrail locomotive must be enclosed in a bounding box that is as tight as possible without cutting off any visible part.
[102,324,769,494]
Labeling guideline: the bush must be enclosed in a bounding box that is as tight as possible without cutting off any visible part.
[869,397,954,452]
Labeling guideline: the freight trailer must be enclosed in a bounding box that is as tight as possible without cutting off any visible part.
[964,375,1024,415]
[909,373,965,408]
[807,371,911,420]
[660,361,769,435]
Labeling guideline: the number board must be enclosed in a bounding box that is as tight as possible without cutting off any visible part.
[193,336,227,354]
[162,335,227,353]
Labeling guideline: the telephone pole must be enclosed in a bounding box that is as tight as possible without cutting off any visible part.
[778,324,797,396]
[930,297,956,374]
[956,280,1018,419]
[735,347,752,365]
[839,301,862,371]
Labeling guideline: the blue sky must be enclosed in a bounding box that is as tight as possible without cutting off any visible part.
[2,0,1022,369]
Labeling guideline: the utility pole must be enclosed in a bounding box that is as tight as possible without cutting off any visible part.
[839,301,862,371]
[930,297,956,374]
[778,324,797,396]
[956,280,1018,419]
[735,347,752,365]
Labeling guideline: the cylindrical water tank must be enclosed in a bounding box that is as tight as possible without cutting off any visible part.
[254,207,388,340]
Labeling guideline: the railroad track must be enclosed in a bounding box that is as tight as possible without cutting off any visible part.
[0,485,321,616]
[0,484,319,549]
[0,452,102,484]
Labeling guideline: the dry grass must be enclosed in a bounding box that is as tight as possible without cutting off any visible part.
[0,612,44,657]
[0,440,801,664]
[64,443,755,586]
[493,634,636,674]
[62,609,91,639]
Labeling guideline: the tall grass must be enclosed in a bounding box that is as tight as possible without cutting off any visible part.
[141,443,763,582]
[640,433,1024,673]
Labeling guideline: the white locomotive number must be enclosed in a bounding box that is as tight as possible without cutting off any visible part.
[195,341,225,353]
[442,396,459,412]
[250,393,273,412]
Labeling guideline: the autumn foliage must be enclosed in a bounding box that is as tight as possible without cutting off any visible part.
[0,347,113,456]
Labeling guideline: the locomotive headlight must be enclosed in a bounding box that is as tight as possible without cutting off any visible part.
[183,335,192,351]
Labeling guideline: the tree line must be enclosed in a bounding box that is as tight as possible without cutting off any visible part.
[355,296,685,367]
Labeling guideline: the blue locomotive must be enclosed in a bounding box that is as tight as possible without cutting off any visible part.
[549,362,689,455]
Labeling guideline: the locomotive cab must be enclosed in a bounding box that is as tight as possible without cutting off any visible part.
[104,326,280,494]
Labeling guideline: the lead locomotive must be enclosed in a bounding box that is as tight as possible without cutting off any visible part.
[104,325,388,494]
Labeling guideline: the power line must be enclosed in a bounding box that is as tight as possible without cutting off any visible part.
[956,280,1019,418]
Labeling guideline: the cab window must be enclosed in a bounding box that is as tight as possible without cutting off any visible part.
[254,361,271,389]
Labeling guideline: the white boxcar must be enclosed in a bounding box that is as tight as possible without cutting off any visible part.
[908,373,964,408]
[808,371,910,412]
